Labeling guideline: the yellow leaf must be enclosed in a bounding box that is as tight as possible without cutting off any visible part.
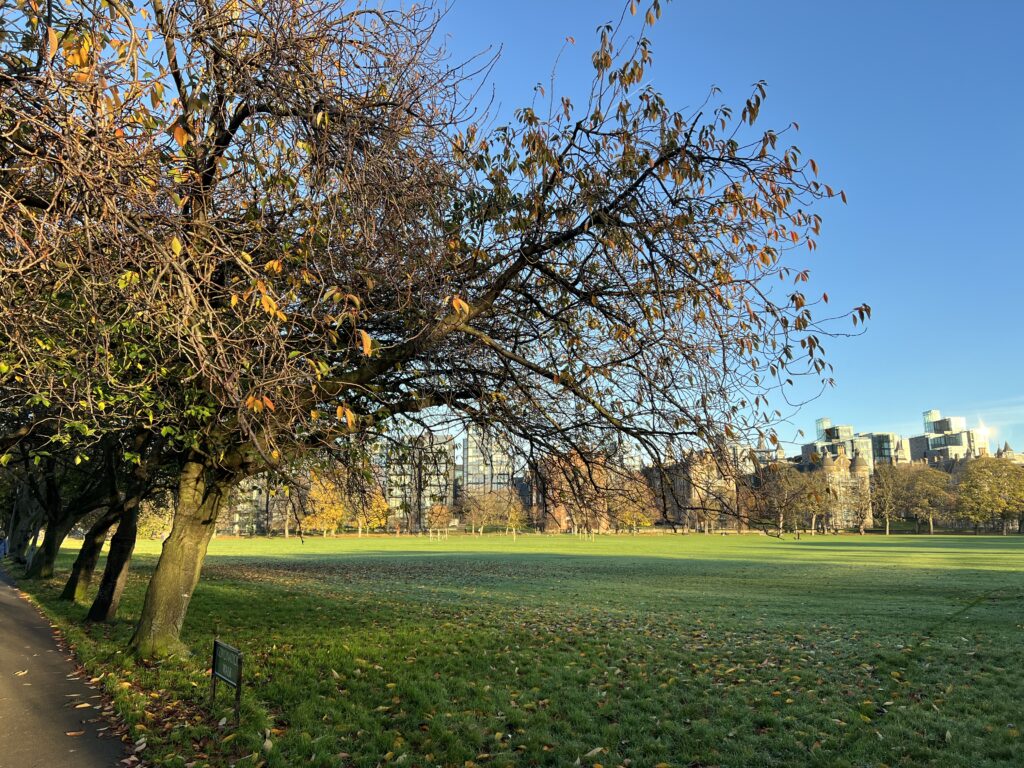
[262,396,275,412]
[46,28,58,62]
[170,236,183,256]
[452,296,470,315]
[357,329,373,356]
[337,406,356,430]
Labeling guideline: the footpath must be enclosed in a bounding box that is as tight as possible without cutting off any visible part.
[0,569,125,768]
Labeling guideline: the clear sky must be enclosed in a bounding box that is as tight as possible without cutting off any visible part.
[437,0,1024,451]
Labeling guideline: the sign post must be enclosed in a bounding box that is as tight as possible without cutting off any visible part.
[211,639,243,724]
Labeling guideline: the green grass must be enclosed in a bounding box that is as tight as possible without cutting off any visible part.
[18,533,1024,768]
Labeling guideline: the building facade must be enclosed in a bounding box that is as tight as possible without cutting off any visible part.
[909,409,987,464]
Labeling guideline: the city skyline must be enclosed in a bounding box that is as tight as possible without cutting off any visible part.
[438,1,1024,451]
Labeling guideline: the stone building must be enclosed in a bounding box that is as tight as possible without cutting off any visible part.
[996,442,1024,466]
[815,446,873,530]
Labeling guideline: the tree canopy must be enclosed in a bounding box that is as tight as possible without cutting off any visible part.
[0,0,865,655]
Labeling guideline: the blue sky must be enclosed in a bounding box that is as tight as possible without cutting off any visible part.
[437,0,1024,451]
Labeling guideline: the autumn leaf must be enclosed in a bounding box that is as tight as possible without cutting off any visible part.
[357,329,373,356]
[170,236,183,256]
[452,296,470,316]
[46,28,59,62]
[172,123,189,147]
[65,731,85,737]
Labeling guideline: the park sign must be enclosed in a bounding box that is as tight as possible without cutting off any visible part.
[211,639,243,722]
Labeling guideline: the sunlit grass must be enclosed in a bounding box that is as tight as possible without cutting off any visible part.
[21,533,1024,767]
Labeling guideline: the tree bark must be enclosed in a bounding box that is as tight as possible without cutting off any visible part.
[929,514,934,535]
[24,513,77,579]
[86,502,139,622]
[60,507,120,601]
[885,516,890,536]
[129,460,228,658]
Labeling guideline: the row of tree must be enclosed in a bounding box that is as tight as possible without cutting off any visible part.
[747,458,1024,536]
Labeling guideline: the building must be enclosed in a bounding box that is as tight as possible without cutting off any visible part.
[867,432,912,466]
[996,442,1024,466]
[384,431,456,531]
[909,409,988,465]
[815,446,873,530]
[802,421,876,472]
[459,426,514,498]
[804,418,912,470]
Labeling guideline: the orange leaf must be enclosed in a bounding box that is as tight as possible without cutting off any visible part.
[172,123,189,147]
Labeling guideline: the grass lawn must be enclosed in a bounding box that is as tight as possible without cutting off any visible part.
[18,533,1024,768]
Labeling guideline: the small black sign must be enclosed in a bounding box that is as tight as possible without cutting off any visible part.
[211,639,243,722]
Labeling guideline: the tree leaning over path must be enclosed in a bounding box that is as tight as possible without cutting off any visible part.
[0,0,865,656]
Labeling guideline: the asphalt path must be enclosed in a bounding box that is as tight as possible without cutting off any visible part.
[0,568,125,768]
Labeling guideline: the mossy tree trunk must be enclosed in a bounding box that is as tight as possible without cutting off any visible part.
[60,506,121,601]
[130,459,230,658]
[86,500,139,622]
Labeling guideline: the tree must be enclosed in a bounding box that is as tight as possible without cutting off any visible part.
[461,491,497,536]
[504,496,530,540]
[902,465,953,535]
[347,484,390,537]
[607,472,656,533]
[871,464,905,535]
[425,502,452,538]
[1,0,863,655]
[956,458,1024,535]
[747,464,822,535]
[304,470,347,536]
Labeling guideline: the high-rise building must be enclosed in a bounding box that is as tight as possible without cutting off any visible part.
[909,409,986,464]
[460,426,514,497]
[384,431,456,530]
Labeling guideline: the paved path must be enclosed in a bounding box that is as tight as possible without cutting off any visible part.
[0,569,126,768]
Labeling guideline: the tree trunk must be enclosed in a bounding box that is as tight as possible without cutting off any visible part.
[928,514,934,535]
[87,502,139,622]
[60,507,120,601]
[885,516,890,536]
[810,513,817,536]
[130,460,228,658]
[24,513,77,579]
[1002,518,1009,535]
[1018,512,1024,534]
